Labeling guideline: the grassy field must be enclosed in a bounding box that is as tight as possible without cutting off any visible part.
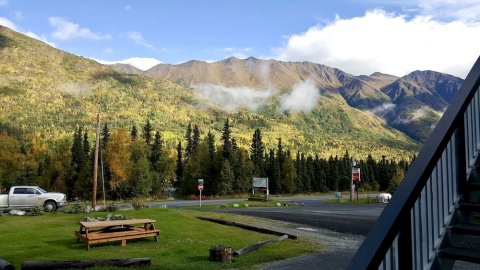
[0,208,319,269]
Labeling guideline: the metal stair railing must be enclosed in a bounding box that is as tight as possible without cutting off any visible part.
[348,56,480,270]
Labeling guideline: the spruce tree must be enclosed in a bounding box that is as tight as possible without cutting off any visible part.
[130,125,138,141]
[221,119,232,160]
[83,131,90,159]
[142,119,153,145]
[207,131,215,163]
[151,131,163,169]
[192,125,200,154]
[101,123,110,149]
[175,142,183,184]
[184,123,193,159]
[250,128,265,176]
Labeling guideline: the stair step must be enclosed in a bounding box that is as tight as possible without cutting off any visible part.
[438,247,480,264]
[449,224,480,236]
[459,203,480,212]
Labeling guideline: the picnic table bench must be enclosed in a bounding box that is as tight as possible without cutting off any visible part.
[75,219,159,250]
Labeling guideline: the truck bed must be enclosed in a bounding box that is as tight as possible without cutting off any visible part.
[0,194,8,208]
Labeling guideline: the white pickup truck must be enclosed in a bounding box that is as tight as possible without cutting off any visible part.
[0,186,67,212]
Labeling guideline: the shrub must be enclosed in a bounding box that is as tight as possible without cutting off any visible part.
[106,202,119,212]
[132,198,148,210]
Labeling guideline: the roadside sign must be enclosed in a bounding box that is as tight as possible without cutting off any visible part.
[198,184,203,191]
[352,168,361,183]
[198,179,204,185]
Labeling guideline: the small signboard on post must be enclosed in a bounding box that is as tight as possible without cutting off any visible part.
[252,177,269,200]
[352,168,361,183]
[198,179,203,207]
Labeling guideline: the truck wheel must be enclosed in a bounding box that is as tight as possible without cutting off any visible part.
[44,201,57,212]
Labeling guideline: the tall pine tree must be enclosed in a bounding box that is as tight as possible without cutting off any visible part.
[142,119,153,145]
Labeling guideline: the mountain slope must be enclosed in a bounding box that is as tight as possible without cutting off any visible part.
[378,71,464,141]
[139,58,463,142]
[0,25,419,158]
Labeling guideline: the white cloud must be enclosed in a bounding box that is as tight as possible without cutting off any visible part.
[126,31,154,49]
[0,17,56,47]
[0,17,16,29]
[417,0,480,21]
[279,79,320,113]
[49,17,111,41]
[24,31,56,47]
[193,84,278,112]
[367,103,396,116]
[93,57,162,71]
[274,9,480,78]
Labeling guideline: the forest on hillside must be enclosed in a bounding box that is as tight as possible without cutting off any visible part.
[0,118,412,200]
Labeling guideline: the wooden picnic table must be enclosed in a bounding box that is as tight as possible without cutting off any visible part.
[75,219,160,250]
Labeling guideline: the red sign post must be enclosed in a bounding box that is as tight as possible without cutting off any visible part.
[198,179,204,207]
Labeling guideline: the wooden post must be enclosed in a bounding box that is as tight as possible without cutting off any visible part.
[92,113,101,209]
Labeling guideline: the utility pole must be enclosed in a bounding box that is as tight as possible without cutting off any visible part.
[92,113,101,209]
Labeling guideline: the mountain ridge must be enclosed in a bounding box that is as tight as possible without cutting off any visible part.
[0,25,454,158]
[111,56,464,142]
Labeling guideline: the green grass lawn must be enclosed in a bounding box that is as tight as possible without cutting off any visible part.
[0,208,319,270]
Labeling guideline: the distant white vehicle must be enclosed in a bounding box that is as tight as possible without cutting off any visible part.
[377,193,392,203]
[0,186,67,212]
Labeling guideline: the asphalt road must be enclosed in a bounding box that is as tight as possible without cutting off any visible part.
[213,200,385,235]
[149,194,385,235]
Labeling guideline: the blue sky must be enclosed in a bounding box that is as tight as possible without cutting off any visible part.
[1,0,479,77]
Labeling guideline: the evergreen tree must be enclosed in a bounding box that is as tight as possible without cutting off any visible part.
[128,141,152,197]
[101,123,110,150]
[295,152,304,193]
[302,154,312,192]
[130,125,138,141]
[266,149,281,194]
[184,123,193,159]
[69,127,85,198]
[277,138,284,168]
[151,131,163,168]
[218,159,234,195]
[250,128,265,176]
[192,125,201,154]
[100,123,111,199]
[281,154,296,193]
[142,119,153,145]
[71,127,85,172]
[207,131,215,163]
[175,142,183,185]
[83,131,90,159]
[221,118,232,160]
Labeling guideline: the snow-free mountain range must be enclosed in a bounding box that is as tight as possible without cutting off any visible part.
[0,25,465,157]
[112,56,463,142]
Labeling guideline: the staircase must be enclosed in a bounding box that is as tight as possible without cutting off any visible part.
[348,56,480,270]
[436,166,480,268]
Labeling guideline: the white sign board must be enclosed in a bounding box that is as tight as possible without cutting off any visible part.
[253,178,268,188]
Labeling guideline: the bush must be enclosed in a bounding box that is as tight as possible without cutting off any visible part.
[132,198,148,210]
[67,201,88,214]
[106,202,119,212]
